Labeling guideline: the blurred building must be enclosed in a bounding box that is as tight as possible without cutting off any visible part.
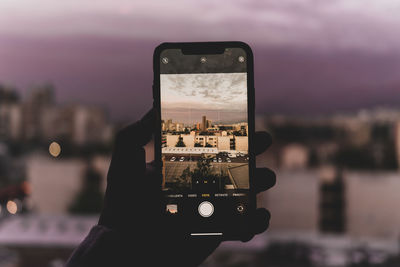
[264,107,400,170]
[261,168,400,239]
[280,143,309,170]
[345,171,400,238]
[22,85,55,140]
[262,170,319,232]
[319,168,345,233]
[25,154,108,214]
[26,154,85,214]
[0,104,22,140]
[332,117,372,147]
[0,85,113,145]
[41,105,113,145]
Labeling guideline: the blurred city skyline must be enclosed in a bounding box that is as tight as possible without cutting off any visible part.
[1,0,400,121]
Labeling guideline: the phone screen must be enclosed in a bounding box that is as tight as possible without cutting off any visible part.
[159,47,250,235]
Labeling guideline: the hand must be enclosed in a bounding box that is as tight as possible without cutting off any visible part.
[98,108,276,266]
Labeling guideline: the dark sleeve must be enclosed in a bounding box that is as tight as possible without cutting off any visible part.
[65,225,129,267]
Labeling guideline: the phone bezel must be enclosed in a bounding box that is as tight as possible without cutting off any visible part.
[153,41,256,241]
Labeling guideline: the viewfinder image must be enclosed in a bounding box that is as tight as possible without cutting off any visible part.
[161,72,249,193]
[160,49,249,199]
[159,48,250,222]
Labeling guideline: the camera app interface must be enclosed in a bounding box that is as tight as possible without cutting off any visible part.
[160,48,249,234]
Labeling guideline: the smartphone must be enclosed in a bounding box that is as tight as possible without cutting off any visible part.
[153,42,255,241]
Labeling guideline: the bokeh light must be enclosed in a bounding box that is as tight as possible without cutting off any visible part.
[49,142,61,157]
[6,200,18,214]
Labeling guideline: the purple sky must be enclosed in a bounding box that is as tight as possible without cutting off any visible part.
[1,0,400,121]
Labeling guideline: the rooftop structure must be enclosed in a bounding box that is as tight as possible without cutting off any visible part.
[162,147,218,155]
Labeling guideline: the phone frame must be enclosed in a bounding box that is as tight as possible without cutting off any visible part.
[153,41,256,241]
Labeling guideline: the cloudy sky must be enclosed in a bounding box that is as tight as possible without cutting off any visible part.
[2,0,400,51]
[161,73,247,124]
[1,0,400,120]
